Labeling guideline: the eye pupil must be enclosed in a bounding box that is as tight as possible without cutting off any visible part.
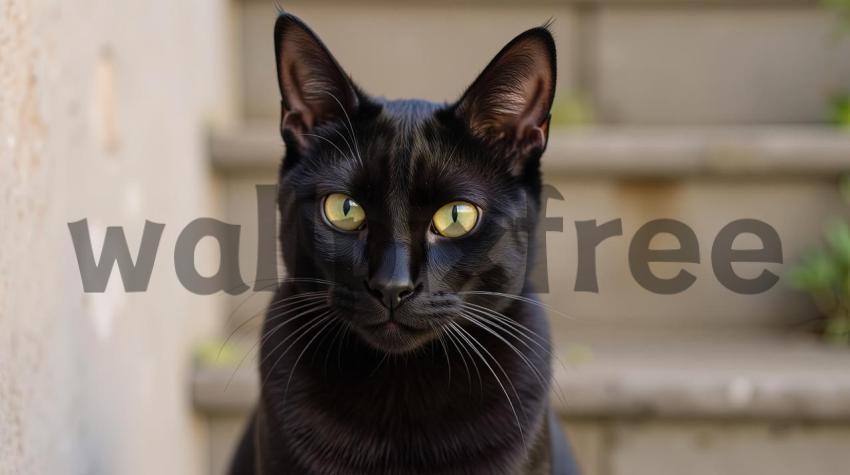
[432,201,479,238]
[323,193,365,232]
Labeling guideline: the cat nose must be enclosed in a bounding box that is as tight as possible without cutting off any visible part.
[367,244,416,310]
[366,278,416,310]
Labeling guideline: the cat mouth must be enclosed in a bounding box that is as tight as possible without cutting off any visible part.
[364,320,423,333]
[356,319,434,353]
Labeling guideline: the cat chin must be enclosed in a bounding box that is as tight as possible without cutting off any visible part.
[352,320,436,354]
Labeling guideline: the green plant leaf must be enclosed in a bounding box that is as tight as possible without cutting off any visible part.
[840,175,850,205]
[550,93,594,127]
[824,315,850,345]
[826,220,850,267]
[194,340,241,367]
[825,0,850,33]
[789,251,841,292]
[830,94,850,127]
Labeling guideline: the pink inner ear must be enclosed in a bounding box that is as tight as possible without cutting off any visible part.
[281,61,315,130]
[282,110,311,148]
[458,34,555,156]
[514,76,550,137]
[276,19,359,140]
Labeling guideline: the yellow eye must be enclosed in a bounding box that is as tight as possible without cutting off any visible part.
[432,201,479,238]
[323,193,366,231]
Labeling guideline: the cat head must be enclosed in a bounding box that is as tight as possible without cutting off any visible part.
[274,13,556,354]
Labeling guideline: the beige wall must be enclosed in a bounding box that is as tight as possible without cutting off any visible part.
[0,0,237,474]
[240,2,850,124]
[239,1,579,119]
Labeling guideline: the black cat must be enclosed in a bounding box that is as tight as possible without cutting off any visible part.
[229,11,579,475]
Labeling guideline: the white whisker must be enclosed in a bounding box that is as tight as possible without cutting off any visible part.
[262,309,334,388]
[319,90,364,166]
[461,302,571,407]
[225,301,330,390]
[449,322,527,449]
[297,133,350,160]
[282,315,338,405]
[457,312,548,389]
[220,291,328,352]
[441,325,470,389]
[457,290,575,320]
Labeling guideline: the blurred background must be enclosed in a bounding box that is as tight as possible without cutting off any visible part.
[3,0,850,474]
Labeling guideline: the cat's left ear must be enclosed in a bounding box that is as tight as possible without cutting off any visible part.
[274,13,360,149]
[453,27,556,174]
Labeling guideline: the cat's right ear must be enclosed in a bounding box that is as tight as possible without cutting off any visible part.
[450,27,557,175]
[274,14,359,148]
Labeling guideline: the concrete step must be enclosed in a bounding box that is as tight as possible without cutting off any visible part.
[194,326,850,421]
[193,325,850,475]
[238,0,850,124]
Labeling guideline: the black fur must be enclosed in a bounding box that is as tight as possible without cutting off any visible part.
[230,12,576,475]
